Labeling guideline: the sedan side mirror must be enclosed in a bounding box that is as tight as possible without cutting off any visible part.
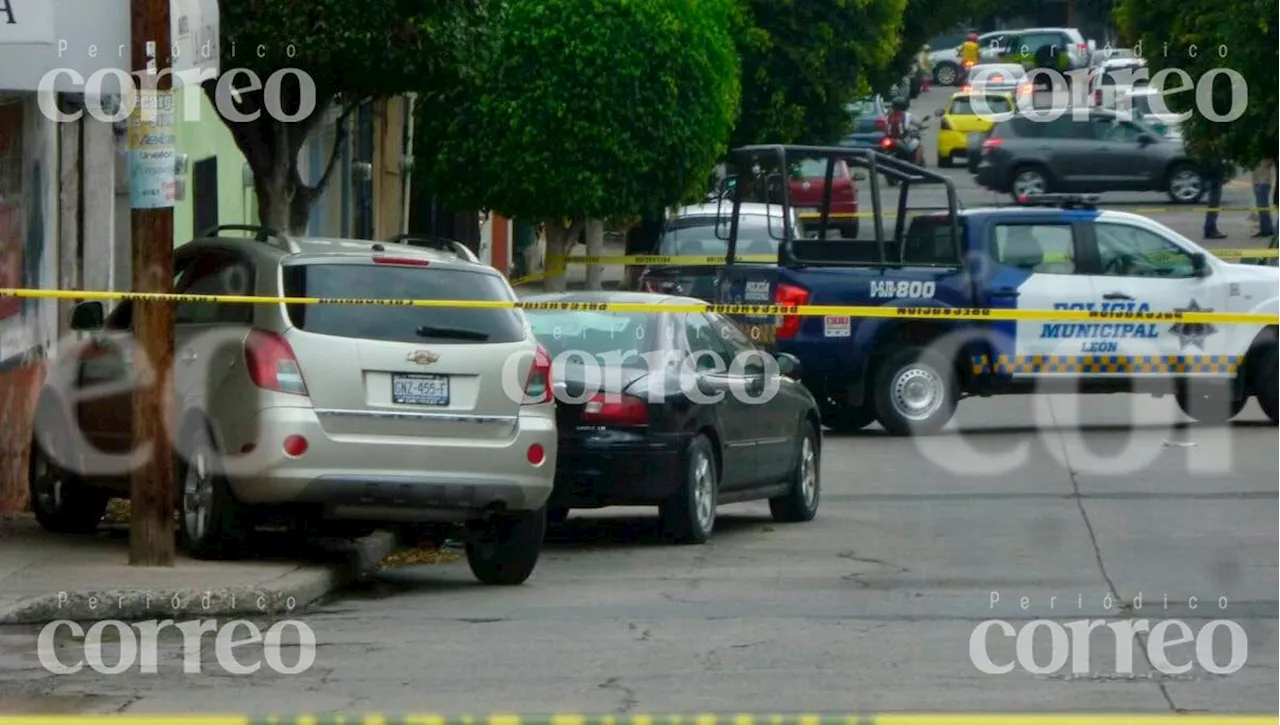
[934,108,945,118]
[776,352,801,377]
[69,301,105,331]
[1190,252,1209,277]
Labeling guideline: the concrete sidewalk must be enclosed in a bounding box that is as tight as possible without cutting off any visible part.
[0,515,397,624]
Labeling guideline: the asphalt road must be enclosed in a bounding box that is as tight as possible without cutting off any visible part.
[0,396,1274,714]
[859,86,1267,246]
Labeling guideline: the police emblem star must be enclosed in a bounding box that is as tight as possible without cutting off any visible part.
[1169,299,1218,351]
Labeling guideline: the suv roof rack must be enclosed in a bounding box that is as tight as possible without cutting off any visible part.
[199,224,302,252]
[1015,193,1100,210]
[387,234,480,264]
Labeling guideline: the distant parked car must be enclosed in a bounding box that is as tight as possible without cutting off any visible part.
[789,159,859,239]
[974,110,1204,203]
[524,292,823,543]
[638,203,799,301]
[31,228,556,585]
[963,63,1033,98]
[841,96,889,149]
[934,91,1015,167]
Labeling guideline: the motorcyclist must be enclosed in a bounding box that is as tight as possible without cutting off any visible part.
[885,98,921,160]
[958,32,980,83]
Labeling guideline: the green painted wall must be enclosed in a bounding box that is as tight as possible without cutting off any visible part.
[171,88,258,245]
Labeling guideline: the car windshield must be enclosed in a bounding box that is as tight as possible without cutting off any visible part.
[525,309,659,366]
[658,217,783,258]
[950,95,1013,115]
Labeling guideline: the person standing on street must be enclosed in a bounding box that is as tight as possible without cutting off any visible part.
[1201,159,1230,240]
[1251,157,1276,238]
[958,33,980,83]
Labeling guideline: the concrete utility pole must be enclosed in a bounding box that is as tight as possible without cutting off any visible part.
[128,0,176,566]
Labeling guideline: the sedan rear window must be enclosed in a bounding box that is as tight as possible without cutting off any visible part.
[950,96,1013,115]
[526,310,660,365]
[282,262,524,344]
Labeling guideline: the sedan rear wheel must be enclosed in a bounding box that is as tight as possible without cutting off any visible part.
[660,434,717,544]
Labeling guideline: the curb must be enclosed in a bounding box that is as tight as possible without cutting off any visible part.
[0,531,398,625]
[0,715,1275,724]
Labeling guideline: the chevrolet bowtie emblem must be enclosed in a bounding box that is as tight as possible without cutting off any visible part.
[407,350,439,365]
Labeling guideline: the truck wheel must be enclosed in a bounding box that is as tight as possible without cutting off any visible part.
[1255,347,1278,424]
[466,507,547,585]
[1174,381,1246,424]
[769,422,820,523]
[872,346,958,436]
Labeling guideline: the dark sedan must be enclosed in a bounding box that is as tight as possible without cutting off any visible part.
[523,292,822,544]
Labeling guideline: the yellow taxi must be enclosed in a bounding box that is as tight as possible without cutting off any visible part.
[935,91,1015,168]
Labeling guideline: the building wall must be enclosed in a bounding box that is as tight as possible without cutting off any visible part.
[0,94,58,512]
[172,88,256,244]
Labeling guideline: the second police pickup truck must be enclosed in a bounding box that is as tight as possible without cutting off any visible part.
[715,145,1278,436]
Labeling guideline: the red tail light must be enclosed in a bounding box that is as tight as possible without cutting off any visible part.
[960,85,972,93]
[982,137,1003,153]
[582,392,648,425]
[1077,43,1088,53]
[1093,89,1102,106]
[880,136,893,149]
[775,283,810,339]
[522,343,553,405]
[874,118,887,131]
[373,256,429,266]
[244,329,308,395]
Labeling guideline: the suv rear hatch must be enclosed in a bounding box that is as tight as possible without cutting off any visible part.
[279,257,531,440]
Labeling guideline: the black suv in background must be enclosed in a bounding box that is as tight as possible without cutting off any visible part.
[974,109,1204,203]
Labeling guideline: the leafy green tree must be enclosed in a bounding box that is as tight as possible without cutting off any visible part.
[205,0,480,233]
[416,0,741,290]
[732,0,906,146]
[1114,0,1278,165]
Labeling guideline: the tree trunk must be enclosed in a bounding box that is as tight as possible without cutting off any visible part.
[584,219,604,290]
[542,221,577,292]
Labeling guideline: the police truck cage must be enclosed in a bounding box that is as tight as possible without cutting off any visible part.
[1014,193,1101,210]
[715,144,961,285]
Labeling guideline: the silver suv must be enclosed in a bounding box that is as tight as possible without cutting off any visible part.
[30,227,557,585]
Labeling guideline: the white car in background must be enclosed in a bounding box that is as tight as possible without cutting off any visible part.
[1088,55,1148,107]
[1112,86,1184,141]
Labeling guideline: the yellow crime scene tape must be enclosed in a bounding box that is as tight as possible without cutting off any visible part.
[0,714,1273,725]
[3,288,1276,325]
[794,207,1280,219]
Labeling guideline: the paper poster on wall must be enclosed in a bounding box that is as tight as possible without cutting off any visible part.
[0,103,23,323]
[128,90,177,209]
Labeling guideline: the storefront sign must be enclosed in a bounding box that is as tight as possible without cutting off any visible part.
[0,0,56,45]
[127,90,176,209]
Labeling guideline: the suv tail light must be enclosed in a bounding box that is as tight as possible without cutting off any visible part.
[874,117,886,131]
[244,329,308,395]
[522,343,553,405]
[880,136,894,149]
[1077,43,1088,54]
[982,137,1003,153]
[775,283,810,339]
[582,392,648,425]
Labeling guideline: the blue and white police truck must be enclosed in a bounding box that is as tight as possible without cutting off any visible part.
[715,147,1278,436]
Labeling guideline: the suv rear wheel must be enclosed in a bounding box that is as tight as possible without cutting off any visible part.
[465,507,546,585]
[1011,166,1050,199]
[179,427,253,560]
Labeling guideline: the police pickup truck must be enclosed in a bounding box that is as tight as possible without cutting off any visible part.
[731,190,1278,436]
